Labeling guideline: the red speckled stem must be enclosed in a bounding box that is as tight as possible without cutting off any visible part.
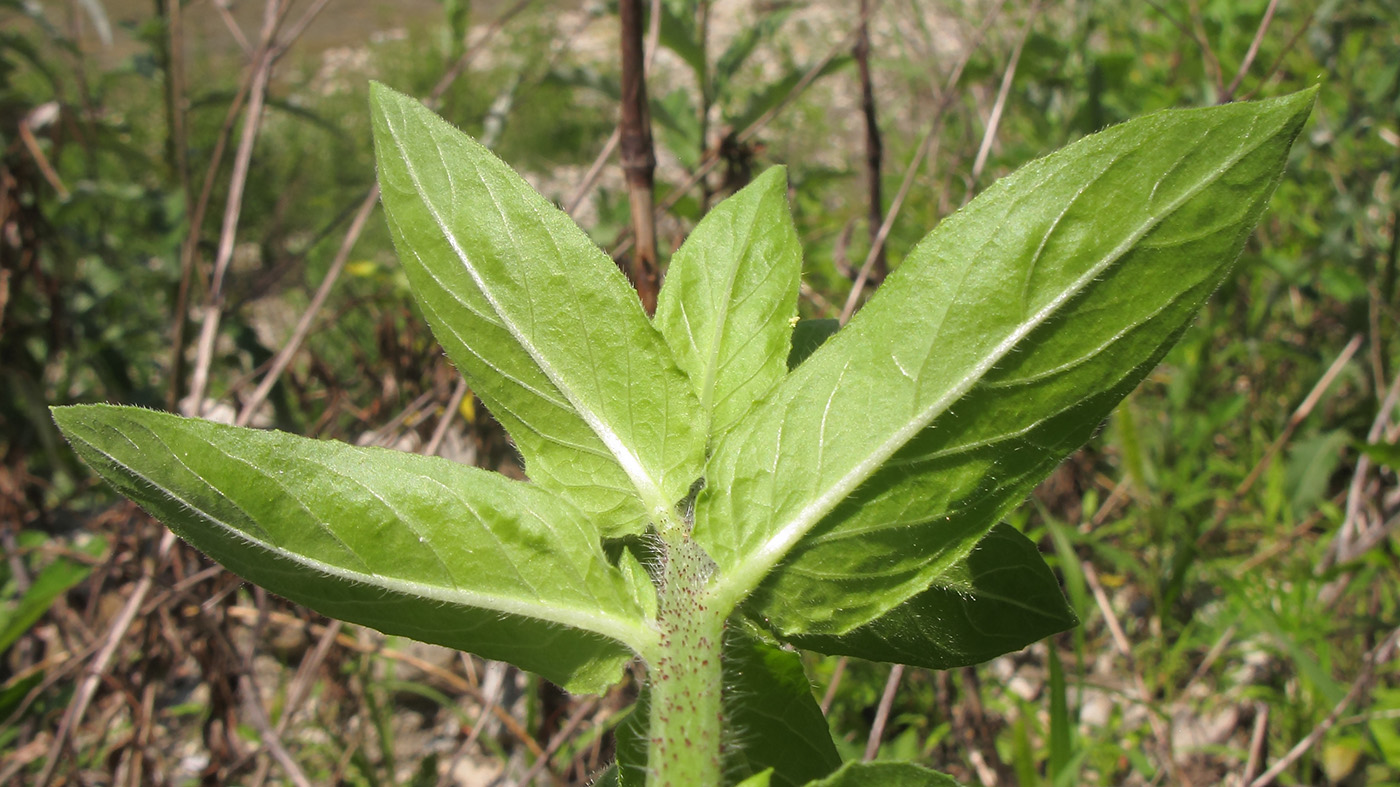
[646,531,725,786]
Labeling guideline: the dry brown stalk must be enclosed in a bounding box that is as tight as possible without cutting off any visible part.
[618,0,661,314]
[1221,0,1282,102]
[187,0,307,415]
[839,0,1013,324]
[864,663,904,761]
[1249,626,1400,786]
[1083,560,1185,785]
[1195,333,1363,550]
[236,0,535,428]
[34,530,176,787]
[854,0,888,282]
[971,0,1041,182]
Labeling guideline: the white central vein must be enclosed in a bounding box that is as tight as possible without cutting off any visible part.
[386,110,665,510]
[715,114,1272,604]
[79,429,656,653]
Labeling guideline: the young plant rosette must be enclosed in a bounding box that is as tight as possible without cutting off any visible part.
[52,84,1314,786]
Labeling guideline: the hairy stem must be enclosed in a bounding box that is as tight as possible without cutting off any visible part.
[647,530,724,786]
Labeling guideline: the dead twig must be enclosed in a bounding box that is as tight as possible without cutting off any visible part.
[429,0,538,101]
[565,0,661,218]
[16,107,68,199]
[187,0,295,414]
[514,696,601,785]
[246,619,344,787]
[1330,364,1400,566]
[1238,9,1318,102]
[34,530,176,787]
[1083,560,1185,785]
[220,606,554,763]
[167,46,254,409]
[1316,364,1400,607]
[854,0,887,282]
[1249,626,1400,786]
[211,0,253,54]
[234,0,532,426]
[236,187,380,426]
[610,0,888,263]
[425,379,471,457]
[1239,702,1269,786]
[820,656,848,715]
[971,0,1041,182]
[1195,333,1363,550]
[1220,0,1281,102]
[1232,488,1348,576]
[617,0,661,313]
[565,130,620,217]
[839,0,1012,324]
[864,663,904,760]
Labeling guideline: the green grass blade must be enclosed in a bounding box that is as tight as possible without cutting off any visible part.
[0,556,93,655]
[1047,644,1073,782]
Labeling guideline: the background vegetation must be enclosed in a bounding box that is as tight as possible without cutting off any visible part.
[1,0,1397,784]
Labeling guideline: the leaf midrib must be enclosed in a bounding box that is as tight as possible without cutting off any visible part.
[67,428,658,656]
[380,102,669,515]
[698,210,768,427]
[711,112,1271,608]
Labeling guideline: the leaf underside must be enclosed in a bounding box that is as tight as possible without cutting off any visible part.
[698,89,1315,645]
[806,762,964,787]
[784,524,1077,669]
[52,405,650,694]
[655,166,802,445]
[371,83,705,535]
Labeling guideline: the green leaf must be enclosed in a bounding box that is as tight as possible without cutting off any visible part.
[714,9,793,88]
[614,691,647,787]
[590,764,619,787]
[698,89,1316,632]
[1361,439,1400,470]
[724,627,843,786]
[0,555,94,656]
[656,167,801,443]
[51,405,654,694]
[616,627,841,787]
[617,546,659,622]
[787,319,840,371]
[803,762,963,787]
[736,770,775,787]
[1284,429,1350,513]
[656,1,705,80]
[653,89,703,169]
[784,524,1077,669]
[729,56,853,132]
[370,83,705,535]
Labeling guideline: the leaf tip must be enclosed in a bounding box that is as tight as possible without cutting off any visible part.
[49,403,83,432]
[754,164,788,187]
